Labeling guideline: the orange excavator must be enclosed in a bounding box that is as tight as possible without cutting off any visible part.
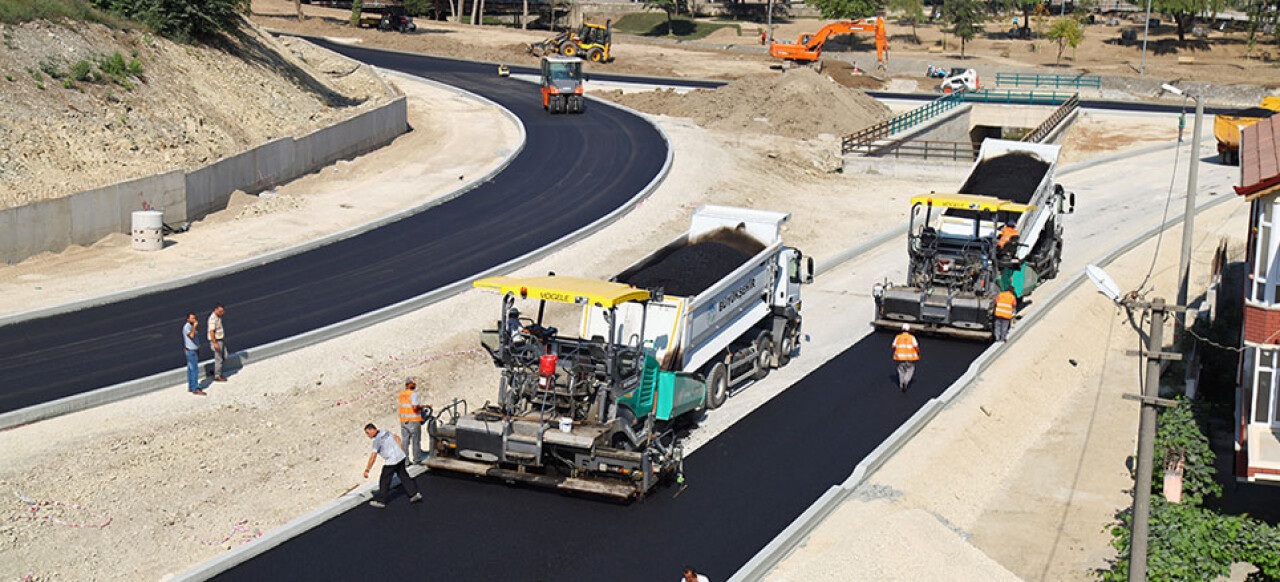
[769,17,888,70]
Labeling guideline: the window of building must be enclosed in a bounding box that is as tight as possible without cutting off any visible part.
[1254,347,1280,426]
[1251,200,1276,303]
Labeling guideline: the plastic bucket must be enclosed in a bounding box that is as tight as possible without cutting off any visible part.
[558,417,572,433]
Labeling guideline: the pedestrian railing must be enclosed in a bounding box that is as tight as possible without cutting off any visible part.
[842,92,964,155]
[1022,93,1080,143]
[846,138,980,161]
[960,88,1076,105]
[994,72,1102,90]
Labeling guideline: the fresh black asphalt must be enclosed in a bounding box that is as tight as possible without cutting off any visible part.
[0,45,668,413]
[216,331,985,581]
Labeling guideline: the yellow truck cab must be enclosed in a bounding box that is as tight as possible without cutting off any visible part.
[1215,97,1280,165]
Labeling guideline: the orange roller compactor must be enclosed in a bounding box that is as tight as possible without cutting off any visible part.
[769,17,887,71]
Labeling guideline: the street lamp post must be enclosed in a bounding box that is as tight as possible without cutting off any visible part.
[1140,0,1153,74]
[767,0,774,44]
[1162,84,1204,335]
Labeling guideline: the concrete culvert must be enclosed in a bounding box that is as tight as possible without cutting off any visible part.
[623,227,765,297]
[959,152,1051,204]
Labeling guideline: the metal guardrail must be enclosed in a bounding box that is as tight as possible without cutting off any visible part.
[995,72,1102,89]
[1022,93,1080,143]
[841,92,963,155]
[845,138,979,161]
[960,88,1075,105]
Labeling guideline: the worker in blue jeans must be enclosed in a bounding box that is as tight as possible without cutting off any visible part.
[182,312,205,395]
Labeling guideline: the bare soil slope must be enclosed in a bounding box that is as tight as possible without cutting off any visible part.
[0,18,391,210]
[598,68,891,139]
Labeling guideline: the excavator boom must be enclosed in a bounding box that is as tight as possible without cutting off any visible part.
[769,17,887,67]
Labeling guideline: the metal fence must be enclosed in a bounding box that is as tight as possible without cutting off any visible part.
[1022,93,1080,143]
[841,92,963,154]
[959,88,1076,105]
[845,139,979,161]
[994,72,1102,89]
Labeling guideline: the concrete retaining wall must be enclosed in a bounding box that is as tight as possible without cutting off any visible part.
[843,105,976,177]
[1,96,408,265]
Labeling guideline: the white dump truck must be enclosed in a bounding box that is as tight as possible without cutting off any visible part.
[425,205,813,498]
[872,139,1074,339]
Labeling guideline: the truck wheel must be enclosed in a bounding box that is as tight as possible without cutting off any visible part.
[705,362,729,410]
[752,334,774,381]
[561,43,578,57]
[777,325,798,367]
[586,47,604,63]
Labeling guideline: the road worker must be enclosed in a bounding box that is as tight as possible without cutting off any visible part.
[398,378,430,464]
[506,307,526,344]
[893,324,920,392]
[997,221,1019,249]
[993,288,1017,342]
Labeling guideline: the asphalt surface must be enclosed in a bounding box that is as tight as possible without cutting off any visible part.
[216,331,985,581]
[0,45,667,414]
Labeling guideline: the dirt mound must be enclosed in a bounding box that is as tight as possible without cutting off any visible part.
[598,68,890,138]
[960,153,1051,202]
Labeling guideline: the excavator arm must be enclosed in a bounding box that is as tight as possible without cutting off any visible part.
[769,17,887,68]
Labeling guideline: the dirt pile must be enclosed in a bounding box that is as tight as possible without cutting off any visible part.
[597,68,891,139]
[0,19,391,210]
[960,153,1050,202]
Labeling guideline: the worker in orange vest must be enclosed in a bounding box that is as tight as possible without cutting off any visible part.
[997,222,1019,250]
[993,289,1017,342]
[398,377,430,464]
[893,324,920,392]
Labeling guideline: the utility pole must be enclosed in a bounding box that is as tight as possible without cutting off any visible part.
[1122,298,1182,582]
[766,0,774,44]
[1175,93,1205,335]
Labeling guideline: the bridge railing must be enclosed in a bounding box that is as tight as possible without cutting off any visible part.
[994,72,1102,89]
[1022,93,1080,143]
[845,138,979,161]
[960,88,1076,105]
[841,92,963,155]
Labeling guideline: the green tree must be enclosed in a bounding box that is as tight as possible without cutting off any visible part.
[1045,17,1082,64]
[806,0,882,20]
[91,0,248,42]
[643,0,688,35]
[941,0,983,56]
[1011,0,1038,37]
[889,0,925,42]
[1151,0,1225,42]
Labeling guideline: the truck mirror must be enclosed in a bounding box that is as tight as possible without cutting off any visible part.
[803,256,815,284]
[1069,192,1076,213]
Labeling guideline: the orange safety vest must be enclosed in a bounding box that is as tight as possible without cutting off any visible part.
[893,333,920,361]
[995,290,1017,320]
[398,389,421,423]
[998,226,1019,248]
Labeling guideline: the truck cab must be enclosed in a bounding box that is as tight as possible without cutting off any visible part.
[540,56,585,115]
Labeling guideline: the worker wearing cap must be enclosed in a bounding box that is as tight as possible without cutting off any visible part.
[993,289,1017,342]
[997,221,1019,250]
[398,378,430,464]
[893,324,920,393]
[506,307,526,345]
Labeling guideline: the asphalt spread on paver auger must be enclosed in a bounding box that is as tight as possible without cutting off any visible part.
[216,331,986,582]
[0,45,666,413]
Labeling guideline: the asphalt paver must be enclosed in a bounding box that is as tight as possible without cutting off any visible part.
[216,331,986,581]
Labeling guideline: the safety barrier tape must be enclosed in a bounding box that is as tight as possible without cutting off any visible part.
[11,493,111,529]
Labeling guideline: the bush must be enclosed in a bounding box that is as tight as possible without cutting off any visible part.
[71,58,93,82]
[90,0,248,43]
[0,0,122,26]
[39,57,66,79]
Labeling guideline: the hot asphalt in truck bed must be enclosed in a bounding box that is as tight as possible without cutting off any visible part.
[214,331,985,581]
[959,152,1050,204]
[0,45,668,414]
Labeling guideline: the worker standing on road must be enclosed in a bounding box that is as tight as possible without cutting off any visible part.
[207,303,229,382]
[182,313,205,396]
[893,324,920,392]
[993,288,1017,342]
[398,378,430,464]
[363,423,423,508]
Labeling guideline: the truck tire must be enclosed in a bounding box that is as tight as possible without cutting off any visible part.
[777,324,798,367]
[586,47,604,63]
[752,334,774,381]
[561,43,578,57]
[705,362,729,410]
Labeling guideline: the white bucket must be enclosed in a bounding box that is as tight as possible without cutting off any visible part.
[558,417,573,433]
[131,210,164,252]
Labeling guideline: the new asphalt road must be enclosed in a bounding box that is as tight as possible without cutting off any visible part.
[216,331,985,581]
[0,45,672,414]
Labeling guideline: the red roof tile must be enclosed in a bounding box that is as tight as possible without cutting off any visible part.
[1238,116,1280,196]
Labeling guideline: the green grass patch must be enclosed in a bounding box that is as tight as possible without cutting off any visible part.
[0,0,123,27]
[613,13,737,40]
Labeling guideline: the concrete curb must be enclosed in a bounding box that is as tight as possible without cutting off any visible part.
[0,68,525,328]
[728,181,1237,582]
[159,93,676,582]
[0,75,672,431]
